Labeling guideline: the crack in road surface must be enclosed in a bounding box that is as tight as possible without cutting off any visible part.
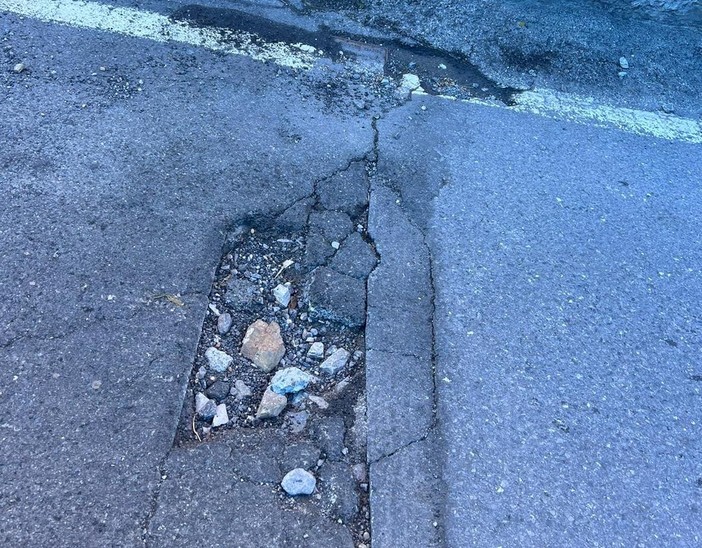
[3,0,700,142]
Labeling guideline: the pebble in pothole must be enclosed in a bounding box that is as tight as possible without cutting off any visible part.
[205,347,233,373]
[281,468,316,496]
[257,387,287,419]
[195,393,217,421]
[320,348,350,376]
[241,320,285,373]
[270,367,317,395]
[217,312,232,335]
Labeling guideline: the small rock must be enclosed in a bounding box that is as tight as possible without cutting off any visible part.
[273,284,291,307]
[232,379,252,400]
[256,387,287,419]
[281,468,316,496]
[217,312,232,335]
[352,463,367,483]
[438,63,447,70]
[212,403,229,427]
[619,56,629,69]
[284,410,309,434]
[401,73,420,91]
[320,348,350,376]
[206,380,230,402]
[196,366,207,380]
[13,63,26,74]
[241,320,285,373]
[618,71,628,78]
[205,347,233,373]
[195,393,217,420]
[270,367,317,395]
[308,394,329,410]
[331,241,340,250]
[307,342,325,359]
[291,391,307,407]
[91,380,102,390]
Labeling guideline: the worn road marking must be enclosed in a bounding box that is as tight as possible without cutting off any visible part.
[512,89,702,144]
[3,0,701,143]
[0,0,318,69]
[418,90,702,144]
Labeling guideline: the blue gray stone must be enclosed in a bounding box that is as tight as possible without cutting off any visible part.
[217,312,232,335]
[281,468,316,496]
[270,367,317,395]
[205,347,233,373]
[307,342,325,359]
[273,284,291,307]
[211,403,229,427]
[320,348,350,376]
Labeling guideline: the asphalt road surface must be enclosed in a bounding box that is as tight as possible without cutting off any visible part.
[1,0,701,546]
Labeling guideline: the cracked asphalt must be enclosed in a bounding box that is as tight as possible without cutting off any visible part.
[2,1,701,546]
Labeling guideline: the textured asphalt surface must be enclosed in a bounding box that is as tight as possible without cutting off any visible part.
[2,0,702,546]
[378,95,702,545]
[310,0,702,118]
[0,10,371,545]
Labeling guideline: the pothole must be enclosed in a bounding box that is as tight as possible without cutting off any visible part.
[171,4,519,104]
[174,160,376,546]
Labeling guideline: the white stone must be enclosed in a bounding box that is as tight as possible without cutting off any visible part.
[212,403,229,427]
[205,347,233,372]
[195,393,216,420]
[307,342,325,359]
[308,395,329,410]
[232,379,252,400]
[401,73,420,90]
[619,56,629,69]
[273,284,291,307]
[256,387,287,419]
[281,468,316,496]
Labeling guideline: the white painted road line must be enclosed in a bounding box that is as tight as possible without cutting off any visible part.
[0,0,319,69]
[3,0,702,144]
[419,90,702,144]
[511,88,702,144]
